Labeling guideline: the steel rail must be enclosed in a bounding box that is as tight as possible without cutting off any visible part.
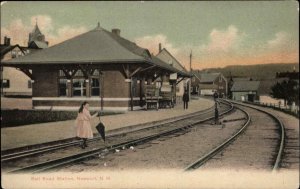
[184,100,285,171]
[2,101,229,162]
[8,100,233,173]
[229,101,285,171]
[184,103,250,171]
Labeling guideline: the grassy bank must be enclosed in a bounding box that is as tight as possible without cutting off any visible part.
[1,110,123,127]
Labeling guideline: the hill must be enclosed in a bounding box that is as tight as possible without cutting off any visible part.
[200,63,299,79]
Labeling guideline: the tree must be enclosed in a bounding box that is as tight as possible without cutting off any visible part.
[270,79,299,106]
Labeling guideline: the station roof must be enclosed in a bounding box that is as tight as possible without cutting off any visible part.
[2,23,190,77]
[2,25,145,64]
[231,81,260,92]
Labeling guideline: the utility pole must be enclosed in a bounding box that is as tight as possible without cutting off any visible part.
[188,50,192,100]
[189,50,192,72]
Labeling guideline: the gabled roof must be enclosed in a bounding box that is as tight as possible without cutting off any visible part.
[231,81,260,92]
[199,83,218,90]
[0,44,26,59]
[150,55,190,77]
[200,73,221,83]
[156,48,187,72]
[2,25,149,65]
[28,41,48,49]
[192,72,221,83]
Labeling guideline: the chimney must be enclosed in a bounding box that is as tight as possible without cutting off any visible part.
[4,36,11,46]
[159,43,162,52]
[112,29,121,36]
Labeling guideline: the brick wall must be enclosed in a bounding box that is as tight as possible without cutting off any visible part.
[32,66,58,97]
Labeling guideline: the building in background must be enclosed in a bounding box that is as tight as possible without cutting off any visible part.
[227,76,252,99]
[231,80,260,102]
[191,71,227,97]
[156,44,190,103]
[0,22,49,97]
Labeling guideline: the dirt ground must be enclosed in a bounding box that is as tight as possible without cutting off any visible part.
[57,109,246,172]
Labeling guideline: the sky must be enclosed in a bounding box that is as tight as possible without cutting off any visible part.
[1,1,299,70]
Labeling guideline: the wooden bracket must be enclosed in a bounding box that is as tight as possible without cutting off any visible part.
[20,68,35,80]
[176,77,185,85]
[129,67,142,78]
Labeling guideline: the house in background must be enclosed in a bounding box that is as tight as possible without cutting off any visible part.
[156,44,190,103]
[227,76,252,99]
[191,71,227,97]
[0,22,49,97]
[231,80,260,102]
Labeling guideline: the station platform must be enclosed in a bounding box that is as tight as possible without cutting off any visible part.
[1,97,214,151]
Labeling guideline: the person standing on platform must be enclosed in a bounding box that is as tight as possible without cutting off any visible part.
[214,101,220,124]
[76,101,98,149]
[213,91,218,101]
[183,90,189,110]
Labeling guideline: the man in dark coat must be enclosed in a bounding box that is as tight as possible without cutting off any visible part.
[214,101,220,124]
[183,90,189,110]
[213,91,218,101]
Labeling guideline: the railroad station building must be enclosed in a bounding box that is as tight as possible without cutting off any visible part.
[2,23,190,111]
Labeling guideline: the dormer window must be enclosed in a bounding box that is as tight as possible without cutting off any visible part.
[11,51,17,58]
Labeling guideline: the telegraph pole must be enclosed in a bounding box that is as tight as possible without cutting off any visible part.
[189,50,192,72]
[188,50,192,100]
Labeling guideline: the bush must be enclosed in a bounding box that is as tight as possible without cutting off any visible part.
[0,110,122,127]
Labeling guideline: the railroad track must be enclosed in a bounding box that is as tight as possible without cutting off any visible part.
[1,103,220,162]
[4,100,233,173]
[184,100,285,171]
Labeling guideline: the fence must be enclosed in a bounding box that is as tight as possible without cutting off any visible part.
[244,101,299,118]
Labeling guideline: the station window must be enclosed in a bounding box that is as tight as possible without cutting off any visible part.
[28,80,32,88]
[59,79,68,96]
[1,79,10,88]
[91,78,100,96]
[73,79,86,96]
